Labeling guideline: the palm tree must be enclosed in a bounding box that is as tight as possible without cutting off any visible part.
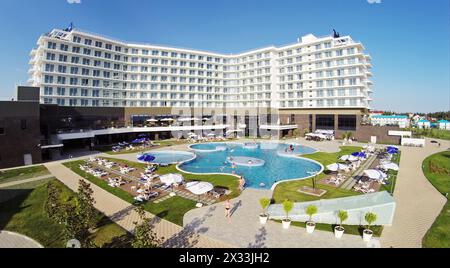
[305,205,318,223]
[282,200,294,221]
[337,210,348,230]
[364,212,377,231]
[259,198,271,217]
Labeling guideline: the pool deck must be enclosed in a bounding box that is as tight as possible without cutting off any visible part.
[183,188,376,248]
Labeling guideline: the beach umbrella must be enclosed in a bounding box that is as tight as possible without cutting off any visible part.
[382,163,399,171]
[207,133,216,137]
[351,152,367,158]
[146,119,158,122]
[137,134,148,138]
[159,173,184,185]
[339,155,350,161]
[387,149,398,154]
[178,118,193,122]
[364,169,387,181]
[132,138,145,143]
[203,118,211,121]
[137,154,155,163]
[326,163,349,172]
[386,146,398,150]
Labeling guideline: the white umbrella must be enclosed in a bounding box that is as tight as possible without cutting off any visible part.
[159,173,183,185]
[348,155,359,162]
[186,181,214,195]
[364,169,387,181]
[207,133,216,136]
[382,162,399,171]
[146,119,158,122]
[203,118,211,121]
[178,118,192,122]
[160,118,174,122]
[339,155,350,161]
[326,163,349,172]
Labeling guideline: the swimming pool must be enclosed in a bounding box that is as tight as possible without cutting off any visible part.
[179,142,323,189]
[147,151,196,165]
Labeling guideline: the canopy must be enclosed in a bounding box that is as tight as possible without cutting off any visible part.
[137,154,155,162]
[364,169,388,181]
[185,181,214,195]
[159,173,183,185]
[326,163,349,172]
[382,162,399,171]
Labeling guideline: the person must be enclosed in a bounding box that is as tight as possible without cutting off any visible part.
[239,176,246,191]
[224,199,231,218]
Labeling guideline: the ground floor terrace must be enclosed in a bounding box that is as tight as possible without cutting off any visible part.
[1,137,447,248]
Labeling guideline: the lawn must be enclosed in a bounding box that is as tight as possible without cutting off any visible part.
[422,151,450,248]
[0,165,50,184]
[410,128,450,141]
[379,151,401,194]
[0,179,132,248]
[63,160,199,226]
[272,146,363,203]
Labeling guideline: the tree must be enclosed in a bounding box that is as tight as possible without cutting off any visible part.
[259,198,271,216]
[132,206,163,248]
[282,200,294,221]
[45,182,63,222]
[364,212,377,231]
[77,179,97,231]
[305,205,318,223]
[337,210,348,229]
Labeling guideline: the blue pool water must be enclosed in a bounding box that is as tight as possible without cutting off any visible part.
[148,151,195,165]
[179,142,322,189]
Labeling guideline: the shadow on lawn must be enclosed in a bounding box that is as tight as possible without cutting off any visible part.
[162,206,216,248]
[0,189,33,229]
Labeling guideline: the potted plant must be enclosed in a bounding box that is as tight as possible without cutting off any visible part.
[282,200,294,229]
[335,210,348,239]
[363,212,377,242]
[305,205,318,233]
[259,198,271,224]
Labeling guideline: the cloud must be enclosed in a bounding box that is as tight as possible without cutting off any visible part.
[367,0,382,3]
[67,0,81,4]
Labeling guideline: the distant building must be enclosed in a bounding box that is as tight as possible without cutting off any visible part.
[370,115,410,128]
[417,119,431,129]
[437,120,450,130]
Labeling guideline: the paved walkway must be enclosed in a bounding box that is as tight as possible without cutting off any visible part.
[183,188,377,248]
[0,231,43,248]
[0,175,54,188]
[44,162,232,248]
[380,139,448,248]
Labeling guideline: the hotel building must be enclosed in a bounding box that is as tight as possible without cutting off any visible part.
[2,28,390,168]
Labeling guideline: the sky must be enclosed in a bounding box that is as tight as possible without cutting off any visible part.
[0,0,448,113]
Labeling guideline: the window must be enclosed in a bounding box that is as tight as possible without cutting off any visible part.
[315,115,335,130]
[338,115,356,131]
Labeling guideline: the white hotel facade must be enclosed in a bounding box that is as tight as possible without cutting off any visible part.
[29,28,372,110]
[27,28,373,139]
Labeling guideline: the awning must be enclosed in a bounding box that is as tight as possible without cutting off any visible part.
[186,181,214,195]
[159,173,184,185]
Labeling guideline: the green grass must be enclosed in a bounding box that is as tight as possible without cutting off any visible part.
[0,165,50,184]
[379,151,401,194]
[422,151,450,248]
[273,146,363,203]
[272,220,383,237]
[101,157,240,199]
[410,128,450,140]
[0,179,131,248]
[63,160,198,226]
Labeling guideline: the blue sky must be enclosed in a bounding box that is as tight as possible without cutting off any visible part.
[0,0,448,113]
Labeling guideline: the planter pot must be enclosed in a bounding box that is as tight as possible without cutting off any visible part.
[282,219,291,229]
[259,214,268,225]
[363,229,373,242]
[334,226,345,239]
[306,222,316,233]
